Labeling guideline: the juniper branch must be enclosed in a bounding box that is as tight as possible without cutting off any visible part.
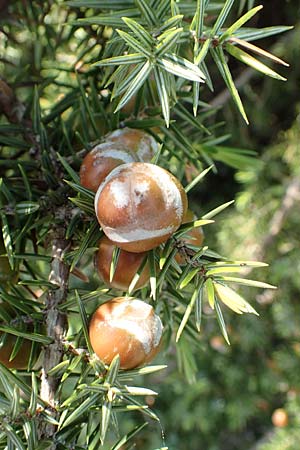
[38,207,71,445]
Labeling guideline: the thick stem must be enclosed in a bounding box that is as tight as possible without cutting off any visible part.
[38,207,70,445]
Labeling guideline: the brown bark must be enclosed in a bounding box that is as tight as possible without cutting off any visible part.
[38,208,70,446]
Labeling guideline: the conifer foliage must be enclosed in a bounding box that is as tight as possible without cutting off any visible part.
[0,1,290,448]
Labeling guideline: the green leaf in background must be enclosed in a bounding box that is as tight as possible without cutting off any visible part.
[176,336,198,384]
[195,284,203,332]
[70,220,101,271]
[154,67,170,127]
[157,247,178,286]
[66,1,135,8]
[234,25,293,42]
[112,63,145,98]
[211,0,235,36]
[71,12,133,28]
[101,396,112,443]
[148,249,157,300]
[0,136,30,149]
[111,423,148,450]
[176,278,203,341]
[105,355,120,385]
[119,365,167,379]
[0,369,14,400]
[69,197,95,215]
[10,385,20,419]
[9,336,30,367]
[202,144,261,170]
[121,393,159,421]
[220,5,263,42]
[207,260,268,269]
[192,0,206,38]
[214,299,230,345]
[157,14,183,33]
[15,202,40,216]
[122,17,153,47]
[28,373,38,417]
[127,254,149,294]
[179,267,199,290]
[0,362,31,398]
[184,165,214,194]
[109,246,121,283]
[123,386,158,396]
[155,28,183,57]
[116,29,152,56]
[229,36,289,66]
[114,60,152,112]
[194,38,211,66]
[206,266,252,275]
[202,200,235,220]
[174,102,210,135]
[76,72,100,138]
[192,78,201,117]
[32,86,42,139]
[2,423,26,450]
[59,393,100,430]
[0,326,53,344]
[65,180,95,200]
[159,54,206,82]
[174,219,213,239]
[226,43,287,81]
[95,53,146,66]
[211,46,249,124]
[18,164,32,200]
[75,290,94,355]
[57,153,81,184]
[135,0,157,26]
[23,420,38,450]
[238,0,256,15]
[159,239,174,270]
[216,276,276,289]
[163,125,199,160]
[205,277,215,309]
[214,282,259,315]
[170,0,180,16]
[0,211,14,270]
